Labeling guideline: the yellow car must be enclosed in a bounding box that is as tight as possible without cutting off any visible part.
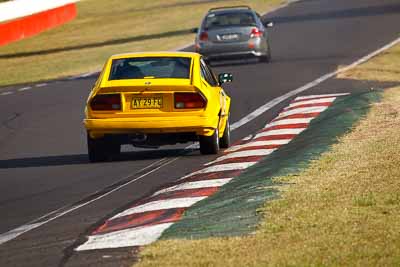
[84,51,232,162]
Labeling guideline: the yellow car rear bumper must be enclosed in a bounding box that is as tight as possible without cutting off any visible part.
[84,116,220,138]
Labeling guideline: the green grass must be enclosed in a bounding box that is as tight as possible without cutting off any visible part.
[0,0,282,86]
[135,45,400,266]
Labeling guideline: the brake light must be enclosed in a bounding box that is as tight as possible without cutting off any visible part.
[174,93,206,109]
[250,28,263,38]
[90,94,121,111]
[199,31,208,41]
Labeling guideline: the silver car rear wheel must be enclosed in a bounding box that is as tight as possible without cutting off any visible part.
[259,43,271,63]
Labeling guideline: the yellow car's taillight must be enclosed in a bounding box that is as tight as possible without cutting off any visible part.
[174,92,206,109]
[90,94,121,111]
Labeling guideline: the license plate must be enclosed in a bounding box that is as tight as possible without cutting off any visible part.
[221,34,239,40]
[132,96,163,109]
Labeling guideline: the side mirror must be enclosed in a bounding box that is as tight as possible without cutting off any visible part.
[218,73,233,84]
[265,21,274,28]
[191,27,199,33]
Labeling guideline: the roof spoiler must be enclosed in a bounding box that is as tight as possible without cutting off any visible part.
[208,6,251,12]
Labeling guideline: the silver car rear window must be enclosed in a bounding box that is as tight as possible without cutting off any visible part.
[204,12,256,29]
[109,57,192,80]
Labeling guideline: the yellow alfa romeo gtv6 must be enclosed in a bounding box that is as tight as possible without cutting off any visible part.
[84,52,232,162]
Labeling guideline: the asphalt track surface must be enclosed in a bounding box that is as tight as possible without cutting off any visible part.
[0,0,399,266]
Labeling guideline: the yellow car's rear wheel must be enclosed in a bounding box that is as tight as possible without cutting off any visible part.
[219,118,230,149]
[199,128,219,155]
[87,134,120,162]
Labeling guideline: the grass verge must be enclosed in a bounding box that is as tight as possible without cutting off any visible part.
[0,0,282,86]
[134,45,400,266]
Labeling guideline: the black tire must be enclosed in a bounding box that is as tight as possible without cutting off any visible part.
[259,55,270,63]
[259,42,272,63]
[108,139,121,156]
[87,134,107,162]
[199,128,219,155]
[87,134,120,162]
[219,118,230,149]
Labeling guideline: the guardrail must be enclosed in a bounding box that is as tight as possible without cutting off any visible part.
[0,0,80,46]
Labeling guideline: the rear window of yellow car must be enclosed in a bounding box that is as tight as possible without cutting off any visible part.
[109,57,192,80]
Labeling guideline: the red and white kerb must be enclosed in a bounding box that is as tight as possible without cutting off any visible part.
[76,93,348,251]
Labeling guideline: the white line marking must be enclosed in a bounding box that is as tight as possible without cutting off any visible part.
[79,71,97,78]
[76,223,174,250]
[284,97,336,109]
[111,197,207,219]
[253,128,306,140]
[264,118,314,128]
[180,162,258,180]
[0,223,42,245]
[277,106,328,119]
[152,178,233,196]
[0,91,13,96]
[0,157,179,246]
[231,36,400,131]
[294,93,350,101]
[206,149,276,166]
[188,142,200,149]
[225,139,291,152]
[242,134,254,141]
[35,83,47,87]
[18,86,32,92]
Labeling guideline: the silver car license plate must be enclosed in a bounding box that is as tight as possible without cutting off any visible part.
[221,34,239,41]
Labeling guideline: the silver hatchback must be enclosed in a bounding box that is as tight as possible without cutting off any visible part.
[194,6,273,62]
